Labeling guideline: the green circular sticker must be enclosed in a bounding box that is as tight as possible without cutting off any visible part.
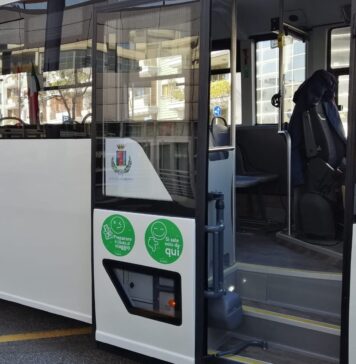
[101,214,135,256]
[145,219,183,264]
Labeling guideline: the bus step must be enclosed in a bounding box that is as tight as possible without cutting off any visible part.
[226,262,342,318]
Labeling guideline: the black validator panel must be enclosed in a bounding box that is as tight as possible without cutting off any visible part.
[103,259,182,326]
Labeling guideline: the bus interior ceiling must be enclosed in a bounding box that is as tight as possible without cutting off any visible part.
[207,0,349,362]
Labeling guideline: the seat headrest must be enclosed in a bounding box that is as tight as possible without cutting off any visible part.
[293,70,337,110]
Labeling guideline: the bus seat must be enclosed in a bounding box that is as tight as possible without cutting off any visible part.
[235,146,278,222]
[209,116,230,162]
[209,117,278,222]
[289,70,346,239]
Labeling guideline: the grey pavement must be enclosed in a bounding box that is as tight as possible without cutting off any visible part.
[0,300,147,364]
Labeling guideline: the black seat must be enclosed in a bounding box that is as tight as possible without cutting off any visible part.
[209,116,230,162]
[209,116,278,222]
[289,70,346,239]
[235,146,278,222]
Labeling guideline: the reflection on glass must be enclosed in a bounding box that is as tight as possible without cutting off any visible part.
[96,2,200,210]
[42,67,92,123]
[0,3,93,128]
[139,55,183,78]
[211,50,230,71]
[129,77,185,121]
[0,73,28,124]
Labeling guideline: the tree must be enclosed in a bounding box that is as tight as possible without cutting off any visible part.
[210,79,230,99]
[40,67,91,122]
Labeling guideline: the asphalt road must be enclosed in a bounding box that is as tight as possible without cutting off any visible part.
[0,300,145,364]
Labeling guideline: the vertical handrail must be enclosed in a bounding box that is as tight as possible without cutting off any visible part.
[230,0,237,146]
[277,0,292,236]
[278,0,285,133]
[278,130,292,235]
[230,0,237,260]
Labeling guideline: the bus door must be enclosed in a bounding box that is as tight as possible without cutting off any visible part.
[92,1,212,363]
[345,0,356,362]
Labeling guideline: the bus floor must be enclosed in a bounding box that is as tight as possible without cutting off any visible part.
[0,300,143,364]
[236,230,342,272]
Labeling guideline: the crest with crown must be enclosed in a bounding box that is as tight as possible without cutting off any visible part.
[111,144,132,174]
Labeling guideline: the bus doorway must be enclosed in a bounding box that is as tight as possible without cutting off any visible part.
[204,0,352,363]
[206,0,353,363]
[91,0,355,363]
[92,1,211,363]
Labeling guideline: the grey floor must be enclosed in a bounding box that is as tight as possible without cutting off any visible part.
[236,231,342,272]
[0,300,144,364]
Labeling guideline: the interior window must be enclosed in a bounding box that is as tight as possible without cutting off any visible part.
[330,27,350,69]
[256,36,306,124]
[210,49,242,124]
[329,27,351,133]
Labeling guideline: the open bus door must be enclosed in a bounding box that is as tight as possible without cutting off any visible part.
[91,0,356,363]
[92,1,212,362]
[344,0,356,362]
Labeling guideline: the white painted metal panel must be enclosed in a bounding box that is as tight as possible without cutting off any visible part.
[349,225,356,362]
[0,139,91,323]
[94,209,196,364]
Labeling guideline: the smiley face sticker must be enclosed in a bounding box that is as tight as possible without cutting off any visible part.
[110,216,126,235]
[145,219,183,264]
[101,214,135,256]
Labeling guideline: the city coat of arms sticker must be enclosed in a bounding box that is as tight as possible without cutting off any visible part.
[111,144,132,174]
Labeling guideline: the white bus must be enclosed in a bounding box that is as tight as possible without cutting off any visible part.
[0,0,355,363]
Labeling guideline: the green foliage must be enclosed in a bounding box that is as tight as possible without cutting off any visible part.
[171,87,184,101]
[210,79,230,99]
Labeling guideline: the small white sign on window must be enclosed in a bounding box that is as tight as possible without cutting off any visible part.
[104,138,172,201]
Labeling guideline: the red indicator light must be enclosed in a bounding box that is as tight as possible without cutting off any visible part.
[168,299,176,308]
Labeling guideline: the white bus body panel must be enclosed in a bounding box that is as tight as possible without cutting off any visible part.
[94,209,196,364]
[350,225,356,362]
[0,139,91,323]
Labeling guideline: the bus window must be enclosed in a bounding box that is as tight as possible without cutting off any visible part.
[41,48,92,124]
[0,1,93,135]
[329,27,351,132]
[256,35,306,124]
[330,27,351,69]
[210,49,242,124]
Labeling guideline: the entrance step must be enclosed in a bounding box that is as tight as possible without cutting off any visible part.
[225,262,342,318]
[208,350,272,364]
[213,335,337,364]
[237,302,340,361]
[243,300,340,327]
[236,232,342,272]
[276,232,343,260]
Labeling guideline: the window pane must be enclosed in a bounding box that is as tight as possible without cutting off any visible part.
[330,27,351,69]
[209,73,242,125]
[211,50,230,71]
[256,36,306,124]
[0,2,93,133]
[338,74,349,134]
[95,2,201,213]
[256,40,278,124]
